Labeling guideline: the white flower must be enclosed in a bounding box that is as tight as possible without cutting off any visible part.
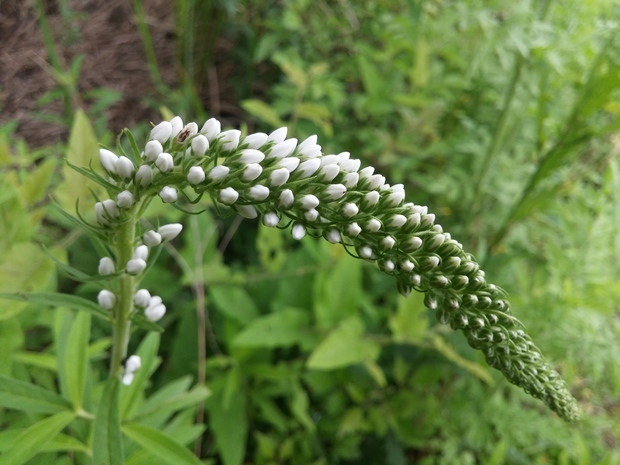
[208,165,230,181]
[133,245,149,261]
[200,118,221,141]
[291,224,306,240]
[150,121,173,143]
[219,129,242,152]
[388,214,407,228]
[407,236,423,250]
[144,140,163,162]
[116,190,135,209]
[249,185,270,201]
[145,301,166,322]
[170,116,183,139]
[125,355,141,374]
[270,168,290,187]
[366,219,381,233]
[94,202,108,225]
[220,187,239,204]
[267,127,287,144]
[342,203,359,218]
[126,258,147,275]
[239,149,265,164]
[410,274,422,287]
[324,184,346,200]
[133,289,151,308]
[155,152,174,172]
[97,290,116,310]
[386,184,405,206]
[382,260,395,272]
[243,132,269,149]
[236,205,258,219]
[299,194,319,210]
[262,212,279,227]
[99,149,118,174]
[279,189,294,209]
[363,191,380,207]
[297,135,317,151]
[346,223,362,237]
[428,233,446,249]
[297,159,321,178]
[268,138,297,159]
[96,199,119,225]
[187,166,206,184]
[411,205,428,215]
[177,122,198,142]
[191,135,209,155]
[400,260,414,272]
[158,223,183,241]
[381,236,396,250]
[359,166,375,179]
[98,257,115,275]
[122,372,135,386]
[367,174,386,190]
[358,246,373,259]
[408,212,421,227]
[159,186,178,203]
[278,157,300,172]
[298,135,321,158]
[135,165,153,187]
[243,163,263,181]
[143,230,162,247]
[340,158,361,172]
[343,172,359,188]
[326,229,341,244]
[304,209,319,222]
[115,156,134,180]
[421,213,436,228]
[320,155,339,166]
[319,164,340,182]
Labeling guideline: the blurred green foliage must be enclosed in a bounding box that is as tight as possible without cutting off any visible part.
[1,0,620,464]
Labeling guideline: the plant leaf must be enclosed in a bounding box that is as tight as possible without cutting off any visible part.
[64,311,91,409]
[233,308,311,348]
[0,374,72,414]
[122,423,203,465]
[0,292,110,321]
[93,377,124,465]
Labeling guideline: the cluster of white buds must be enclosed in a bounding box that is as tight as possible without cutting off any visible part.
[122,355,141,385]
[91,116,578,421]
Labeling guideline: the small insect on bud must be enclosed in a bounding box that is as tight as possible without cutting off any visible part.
[177,122,198,143]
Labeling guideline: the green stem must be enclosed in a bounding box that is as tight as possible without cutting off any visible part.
[109,213,137,378]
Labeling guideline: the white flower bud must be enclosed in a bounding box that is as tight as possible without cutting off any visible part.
[337,151,350,162]
[144,140,163,162]
[145,303,166,322]
[342,172,359,188]
[320,155,339,166]
[363,191,380,207]
[220,187,239,204]
[382,260,395,272]
[219,129,242,152]
[410,274,421,286]
[103,199,119,217]
[400,260,414,272]
[191,134,209,155]
[326,229,341,244]
[99,149,119,174]
[267,127,287,144]
[342,203,359,217]
[278,157,300,172]
[366,218,382,233]
[428,233,446,249]
[421,213,436,228]
[116,190,135,209]
[208,165,230,181]
[135,165,153,187]
[324,184,346,200]
[297,159,321,178]
[239,149,265,164]
[133,245,149,261]
[133,289,151,308]
[94,202,108,225]
[97,290,116,309]
[407,236,423,250]
[200,118,221,141]
[125,355,141,374]
[381,236,396,250]
[98,257,115,275]
[298,194,319,210]
[298,136,321,158]
[243,163,263,181]
[155,152,174,172]
[319,164,341,182]
[359,166,375,179]
[408,212,421,227]
[367,174,386,190]
[291,224,306,240]
[170,116,183,139]
[425,256,440,268]
[411,205,428,215]
[249,185,270,201]
[143,230,162,247]
[279,189,294,209]
[262,212,279,227]
[243,132,269,149]
[115,156,134,180]
[126,258,147,275]
[359,246,373,259]
[268,138,297,159]
[389,214,407,228]
[298,135,318,152]
[187,166,206,184]
[270,168,290,187]
[95,199,119,225]
[122,372,135,386]
[159,186,178,203]
[236,205,258,219]
[346,222,362,237]
[387,186,406,206]
[304,209,319,222]
[158,224,183,241]
[177,122,198,142]
[150,121,173,143]
[340,158,361,172]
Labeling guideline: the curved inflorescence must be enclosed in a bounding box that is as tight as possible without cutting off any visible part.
[93,116,579,421]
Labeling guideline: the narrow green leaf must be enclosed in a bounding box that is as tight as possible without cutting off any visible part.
[209,285,259,324]
[93,378,124,465]
[133,385,211,423]
[122,423,202,465]
[233,308,311,348]
[430,334,494,386]
[12,351,57,371]
[0,292,110,321]
[0,374,72,414]
[43,245,114,283]
[0,410,75,465]
[64,311,91,408]
[130,312,164,333]
[241,99,285,128]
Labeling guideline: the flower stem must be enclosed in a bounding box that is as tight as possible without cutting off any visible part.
[109,213,137,378]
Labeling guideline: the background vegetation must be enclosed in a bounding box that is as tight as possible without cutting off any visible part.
[1,0,620,463]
